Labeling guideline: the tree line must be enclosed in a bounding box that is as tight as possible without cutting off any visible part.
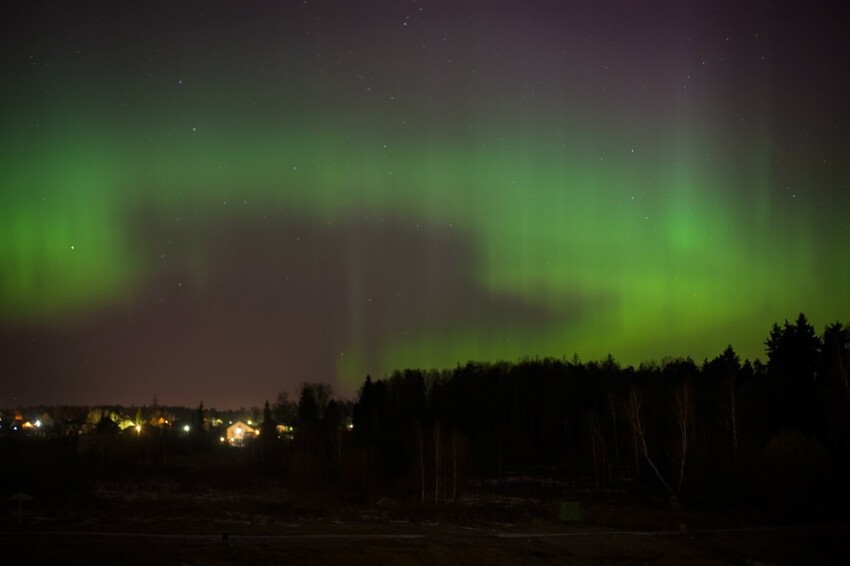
[6,313,847,514]
[266,313,848,512]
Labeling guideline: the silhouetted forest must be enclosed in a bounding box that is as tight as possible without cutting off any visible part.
[254,313,849,515]
[3,313,849,519]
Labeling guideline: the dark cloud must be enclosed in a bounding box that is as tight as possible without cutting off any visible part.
[0,202,584,407]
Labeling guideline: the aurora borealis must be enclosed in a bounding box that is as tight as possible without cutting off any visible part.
[2,1,849,407]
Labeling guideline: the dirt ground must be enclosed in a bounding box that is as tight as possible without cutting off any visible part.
[6,502,850,565]
[3,476,848,564]
[4,519,850,564]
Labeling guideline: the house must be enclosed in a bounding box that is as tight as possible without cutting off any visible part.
[116,418,137,431]
[275,423,296,441]
[37,412,54,429]
[225,421,257,447]
[206,416,224,431]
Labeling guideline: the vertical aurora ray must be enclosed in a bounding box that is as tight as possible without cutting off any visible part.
[1,135,142,321]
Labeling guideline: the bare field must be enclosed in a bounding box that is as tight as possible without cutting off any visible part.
[3,483,848,565]
[5,522,850,565]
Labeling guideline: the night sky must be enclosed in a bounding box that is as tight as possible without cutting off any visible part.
[2,1,848,408]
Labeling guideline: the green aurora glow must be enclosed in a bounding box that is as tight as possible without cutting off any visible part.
[3,103,847,380]
[2,1,849,401]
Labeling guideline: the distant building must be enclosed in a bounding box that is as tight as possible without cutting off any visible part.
[37,412,53,429]
[275,423,296,441]
[225,421,257,447]
[206,416,224,431]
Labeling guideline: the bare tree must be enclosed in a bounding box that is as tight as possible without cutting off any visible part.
[434,420,441,503]
[713,346,741,456]
[452,432,458,502]
[587,410,610,487]
[606,386,621,478]
[726,367,739,456]
[625,386,674,495]
[419,423,426,504]
[672,380,694,495]
[824,323,850,404]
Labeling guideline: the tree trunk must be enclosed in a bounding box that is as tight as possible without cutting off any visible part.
[419,424,425,504]
[590,422,598,488]
[627,388,673,495]
[728,373,738,456]
[673,381,692,496]
[434,422,441,503]
[608,389,620,479]
[838,346,850,405]
[676,389,688,495]
[452,434,457,502]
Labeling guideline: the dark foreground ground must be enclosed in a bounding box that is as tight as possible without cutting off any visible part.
[3,479,848,566]
[5,521,850,565]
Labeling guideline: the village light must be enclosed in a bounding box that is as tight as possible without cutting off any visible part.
[183,424,190,433]
[135,425,142,433]
[219,436,225,442]
[35,420,41,428]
